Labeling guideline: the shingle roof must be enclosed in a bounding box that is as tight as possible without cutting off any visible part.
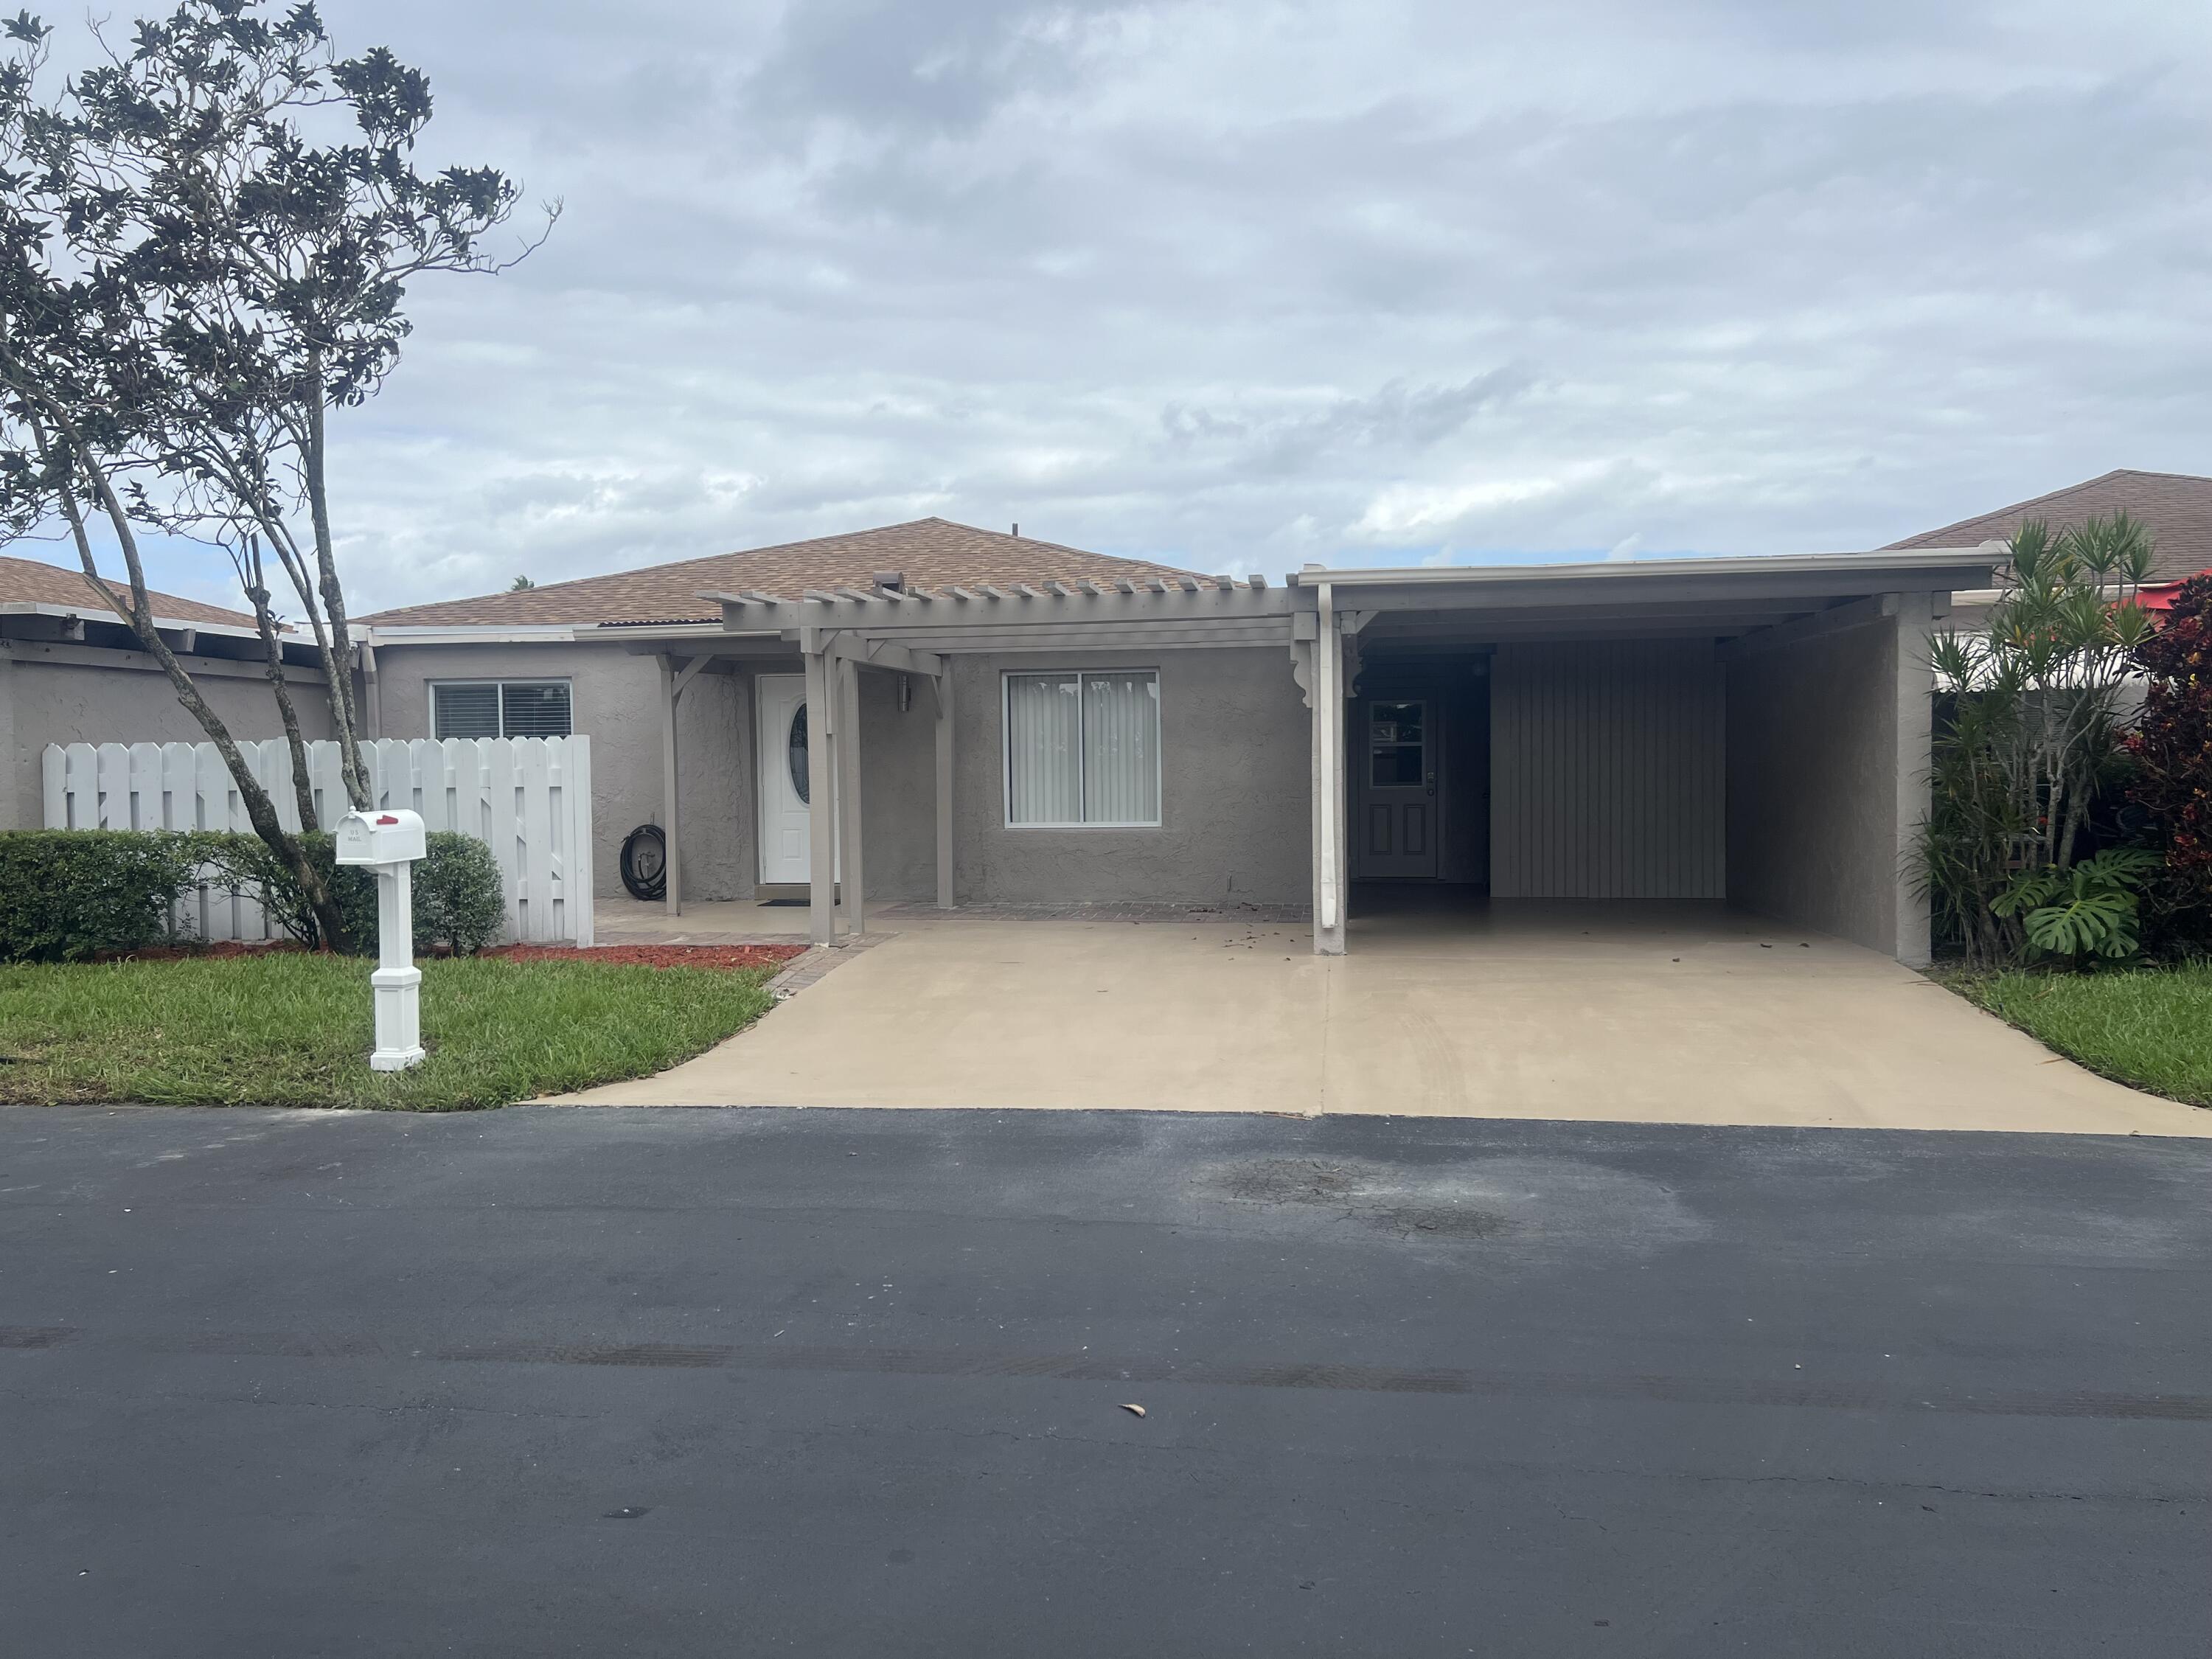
[1885,469,2212,582]
[359,518,1212,629]
[0,553,261,629]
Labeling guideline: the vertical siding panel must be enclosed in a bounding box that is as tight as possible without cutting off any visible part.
[1486,638,1722,901]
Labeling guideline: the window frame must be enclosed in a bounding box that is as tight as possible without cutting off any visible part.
[428,678,574,741]
[1000,667,1164,831]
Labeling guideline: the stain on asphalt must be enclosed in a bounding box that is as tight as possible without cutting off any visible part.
[1200,1152,1706,1250]
[0,1326,74,1349]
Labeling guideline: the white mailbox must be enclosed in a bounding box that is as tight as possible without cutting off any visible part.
[337,808,426,866]
[335,808,428,1072]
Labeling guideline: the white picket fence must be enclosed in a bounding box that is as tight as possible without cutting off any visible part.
[41,736,594,946]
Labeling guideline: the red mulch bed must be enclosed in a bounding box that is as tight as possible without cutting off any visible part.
[480,943,807,973]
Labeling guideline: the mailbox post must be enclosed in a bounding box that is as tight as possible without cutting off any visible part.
[336,809,428,1072]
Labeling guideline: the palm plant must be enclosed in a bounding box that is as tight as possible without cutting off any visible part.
[1919,514,2155,967]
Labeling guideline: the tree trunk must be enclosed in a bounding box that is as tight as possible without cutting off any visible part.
[243,541,320,834]
[33,419,352,952]
[301,355,371,811]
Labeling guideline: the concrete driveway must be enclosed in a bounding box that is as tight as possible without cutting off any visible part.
[563,902,2210,1135]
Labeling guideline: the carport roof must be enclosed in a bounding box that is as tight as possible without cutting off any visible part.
[1284,546,2004,589]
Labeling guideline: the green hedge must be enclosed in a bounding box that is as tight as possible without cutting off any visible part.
[0,831,203,961]
[0,828,509,961]
[412,833,505,956]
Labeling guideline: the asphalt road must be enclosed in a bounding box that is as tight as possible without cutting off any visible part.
[2,1105,2207,1658]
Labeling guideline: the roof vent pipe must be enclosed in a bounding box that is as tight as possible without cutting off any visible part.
[1011,523,1019,538]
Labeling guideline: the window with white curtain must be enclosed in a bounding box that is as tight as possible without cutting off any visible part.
[1003,669,1161,827]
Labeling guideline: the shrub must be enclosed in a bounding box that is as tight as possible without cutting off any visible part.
[0,827,510,961]
[2126,572,2212,953]
[201,830,377,953]
[205,828,507,955]
[0,830,199,961]
[414,832,505,955]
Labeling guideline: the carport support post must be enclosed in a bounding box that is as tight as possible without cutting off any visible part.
[836,653,866,937]
[1311,583,1348,956]
[933,669,955,909]
[801,635,838,945]
[1892,591,1936,968]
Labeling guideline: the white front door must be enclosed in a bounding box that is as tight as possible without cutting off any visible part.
[755,673,830,885]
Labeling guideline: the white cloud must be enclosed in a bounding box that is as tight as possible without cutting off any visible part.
[72,0,2212,611]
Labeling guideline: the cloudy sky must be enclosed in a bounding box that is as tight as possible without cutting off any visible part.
[114,0,2212,611]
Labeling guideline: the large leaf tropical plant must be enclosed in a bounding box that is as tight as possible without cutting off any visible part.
[1990,847,2163,964]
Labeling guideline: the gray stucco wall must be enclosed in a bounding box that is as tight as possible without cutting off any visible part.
[1725,610,1928,960]
[854,667,939,902]
[2,642,335,830]
[371,641,754,903]
[360,637,1332,913]
[945,646,1311,906]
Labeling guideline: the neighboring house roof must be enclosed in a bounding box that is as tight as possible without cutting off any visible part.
[1885,468,2212,583]
[0,552,262,630]
[359,518,1212,630]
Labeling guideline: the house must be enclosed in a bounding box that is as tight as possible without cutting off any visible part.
[8,517,2006,968]
[353,520,1214,908]
[1,554,331,831]
[1887,467,2212,619]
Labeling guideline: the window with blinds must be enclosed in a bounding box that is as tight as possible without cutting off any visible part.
[1003,669,1160,827]
[430,681,572,740]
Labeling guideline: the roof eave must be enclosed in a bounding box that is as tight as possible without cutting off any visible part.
[1,599,265,639]
[1287,545,2007,588]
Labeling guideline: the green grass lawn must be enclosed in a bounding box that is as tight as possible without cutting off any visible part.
[0,953,779,1110]
[1947,964,2212,1108]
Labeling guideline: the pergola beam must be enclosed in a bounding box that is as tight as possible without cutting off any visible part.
[706,585,1296,631]
[824,627,1289,655]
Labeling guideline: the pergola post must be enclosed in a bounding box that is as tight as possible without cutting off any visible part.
[836,653,866,938]
[801,635,838,945]
[933,669,955,909]
[658,653,709,917]
[1312,584,1348,956]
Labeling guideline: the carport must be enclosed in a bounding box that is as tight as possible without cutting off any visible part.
[1293,549,2000,964]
